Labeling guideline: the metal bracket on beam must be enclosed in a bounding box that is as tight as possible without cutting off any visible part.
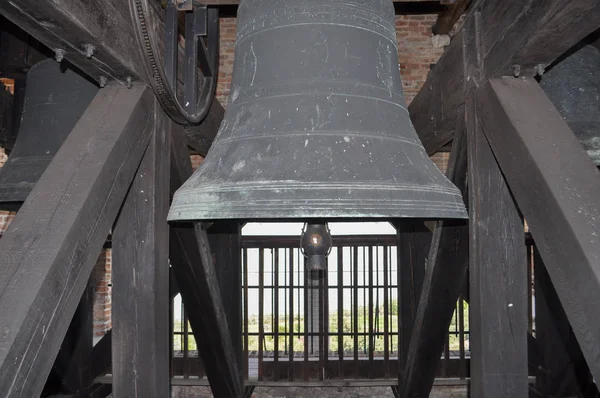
[165,0,218,122]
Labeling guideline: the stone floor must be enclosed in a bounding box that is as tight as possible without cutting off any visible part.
[171,385,468,398]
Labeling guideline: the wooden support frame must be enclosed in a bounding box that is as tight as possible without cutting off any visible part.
[468,92,529,397]
[396,220,431,373]
[533,247,592,397]
[0,84,154,397]
[43,273,95,396]
[399,107,469,397]
[169,127,244,398]
[432,0,471,35]
[112,97,171,397]
[409,0,600,154]
[475,76,600,385]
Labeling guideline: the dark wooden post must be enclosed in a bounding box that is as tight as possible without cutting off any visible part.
[0,84,154,397]
[400,109,469,397]
[112,99,171,397]
[534,247,595,397]
[208,222,243,373]
[468,96,529,397]
[396,221,431,370]
[169,126,245,397]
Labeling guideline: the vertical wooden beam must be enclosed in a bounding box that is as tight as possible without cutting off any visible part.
[0,84,153,397]
[400,107,469,397]
[475,77,600,384]
[207,221,243,373]
[468,96,528,397]
[112,99,171,398]
[396,220,431,370]
[432,0,471,35]
[169,127,244,397]
[534,247,591,397]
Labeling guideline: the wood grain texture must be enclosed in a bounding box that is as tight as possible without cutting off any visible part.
[534,247,590,397]
[396,220,431,372]
[409,0,600,154]
[432,0,471,35]
[0,84,154,397]
[169,126,245,398]
[476,76,600,385]
[0,0,144,84]
[468,91,529,398]
[400,106,469,398]
[112,97,171,398]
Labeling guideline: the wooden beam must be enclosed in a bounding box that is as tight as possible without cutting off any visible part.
[432,0,471,35]
[475,76,600,385]
[112,98,171,397]
[396,221,431,371]
[0,0,147,84]
[207,221,243,375]
[400,105,469,397]
[534,247,591,397]
[169,127,244,397]
[468,86,530,397]
[410,0,600,154]
[43,274,95,396]
[0,83,154,397]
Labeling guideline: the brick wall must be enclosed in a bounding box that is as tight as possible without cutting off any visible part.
[0,12,452,338]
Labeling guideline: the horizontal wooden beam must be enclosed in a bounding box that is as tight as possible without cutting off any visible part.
[0,84,154,397]
[410,0,600,154]
[475,76,600,385]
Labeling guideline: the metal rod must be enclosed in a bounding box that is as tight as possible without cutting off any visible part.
[289,248,294,381]
[274,248,280,366]
[258,248,264,381]
[383,245,390,378]
[304,256,309,381]
[353,246,359,379]
[243,248,249,379]
[458,296,466,380]
[368,246,374,379]
[337,247,344,379]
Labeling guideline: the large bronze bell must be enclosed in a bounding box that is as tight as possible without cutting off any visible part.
[169,0,467,222]
[0,59,98,210]
[540,44,600,165]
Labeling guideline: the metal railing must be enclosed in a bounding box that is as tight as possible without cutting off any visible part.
[171,232,528,384]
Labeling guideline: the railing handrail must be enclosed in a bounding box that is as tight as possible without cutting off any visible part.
[242,234,397,249]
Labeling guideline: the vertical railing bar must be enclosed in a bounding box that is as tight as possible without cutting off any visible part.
[527,242,533,334]
[362,247,367,355]
[337,246,344,379]
[368,246,374,379]
[183,305,189,379]
[459,295,466,380]
[284,248,288,356]
[274,248,280,367]
[443,326,450,377]
[324,266,330,380]
[397,230,402,386]
[258,248,264,381]
[319,269,325,381]
[243,248,249,380]
[289,248,294,381]
[169,292,174,378]
[353,246,359,379]
[304,256,309,381]
[383,245,390,378]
